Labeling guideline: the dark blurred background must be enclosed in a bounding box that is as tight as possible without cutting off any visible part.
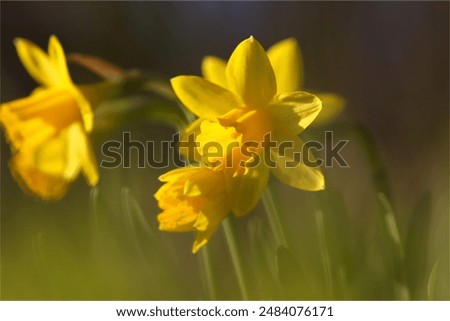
[1,2,448,300]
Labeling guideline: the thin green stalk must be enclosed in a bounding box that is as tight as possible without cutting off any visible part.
[262,184,288,248]
[199,245,216,300]
[378,192,410,300]
[89,186,104,248]
[315,210,333,297]
[222,217,249,300]
[377,193,404,259]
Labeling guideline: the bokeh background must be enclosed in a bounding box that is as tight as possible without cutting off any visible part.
[1,1,448,300]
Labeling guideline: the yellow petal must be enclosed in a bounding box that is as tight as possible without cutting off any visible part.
[33,127,79,179]
[268,91,322,136]
[179,117,203,163]
[15,38,61,87]
[71,87,94,133]
[156,177,204,232]
[158,166,206,183]
[267,38,304,93]
[80,143,99,186]
[69,123,99,185]
[0,113,54,153]
[2,120,97,199]
[312,92,346,126]
[225,164,269,217]
[171,76,240,119]
[183,179,203,197]
[193,211,209,231]
[32,123,98,185]
[48,35,72,85]
[157,205,198,233]
[223,107,272,143]
[196,119,242,169]
[1,87,83,150]
[192,201,229,253]
[10,153,70,200]
[270,135,325,191]
[226,36,276,108]
[13,37,93,132]
[201,56,228,89]
[183,171,220,197]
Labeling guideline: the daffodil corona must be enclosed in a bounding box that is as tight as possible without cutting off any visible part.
[0,36,98,199]
[155,166,229,253]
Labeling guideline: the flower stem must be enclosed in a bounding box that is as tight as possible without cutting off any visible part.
[262,183,288,248]
[222,216,249,300]
[315,209,333,297]
[199,245,216,300]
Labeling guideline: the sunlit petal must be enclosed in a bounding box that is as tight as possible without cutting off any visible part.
[48,35,72,85]
[10,154,70,200]
[312,92,346,126]
[15,38,61,87]
[171,76,240,118]
[202,55,228,89]
[267,37,304,93]
[270,135,325,191]
[226,36,276,108]
[268,91,322,136]
[225,164,269,217]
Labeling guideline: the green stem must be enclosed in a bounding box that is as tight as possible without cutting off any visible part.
[199,245,216,300]
[222,217,249,300]
[262,183,288,248]
[315,210,333,297]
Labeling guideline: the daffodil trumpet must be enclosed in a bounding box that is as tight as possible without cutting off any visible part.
[155,166,230,253]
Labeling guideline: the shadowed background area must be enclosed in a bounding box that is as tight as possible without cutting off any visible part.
[1,2,448,300]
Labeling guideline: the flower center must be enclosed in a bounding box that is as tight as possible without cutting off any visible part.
[231,107,272,145]
[196,107,273,175]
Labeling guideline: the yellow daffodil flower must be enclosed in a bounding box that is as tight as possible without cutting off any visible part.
[171,37,325,198]
[202,37,345,126]
[155,163,269,253]
[0,36,98,199]
[155,167,229,253]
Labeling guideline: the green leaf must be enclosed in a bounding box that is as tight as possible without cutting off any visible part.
[405,192,432,299]
[427,259,439,300]
[378,193,403,256]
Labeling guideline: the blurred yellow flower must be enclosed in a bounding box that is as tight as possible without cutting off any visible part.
[0,36,98,199]
[172,36,324,194]
[203,37,345,126]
